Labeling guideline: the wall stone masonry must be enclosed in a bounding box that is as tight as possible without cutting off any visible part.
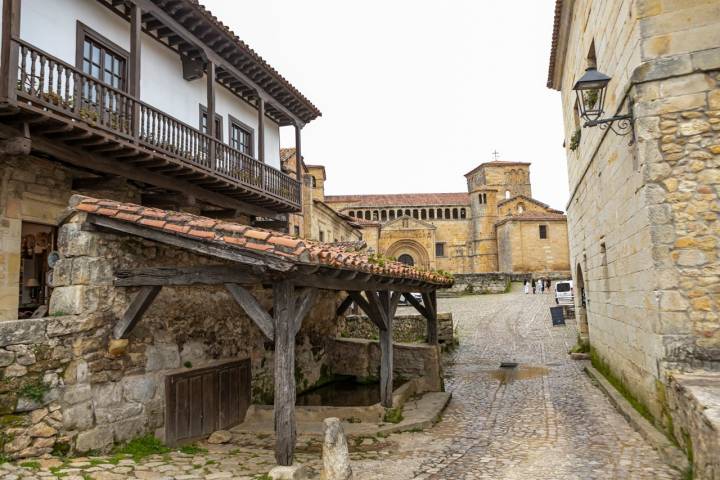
[0,212,343,459]
[340,312,454,345]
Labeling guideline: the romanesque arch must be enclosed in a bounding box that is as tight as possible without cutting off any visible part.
[386,239,431,270]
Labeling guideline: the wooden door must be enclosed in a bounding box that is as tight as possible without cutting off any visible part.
[165,359,250,445]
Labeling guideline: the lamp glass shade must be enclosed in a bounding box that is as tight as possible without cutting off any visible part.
[572,67,611,91]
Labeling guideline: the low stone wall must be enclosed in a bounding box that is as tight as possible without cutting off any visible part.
[340,313,454,345]
[328,338,442,393]
[666,372,720,480]
[0,215,341,459]
[443,272,572,296]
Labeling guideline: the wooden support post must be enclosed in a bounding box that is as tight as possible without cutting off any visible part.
[206,60,216,168]
[0,0,21,102]
[272,281,317,466]
[294,123,302,205]
[352,291,401,408]
[336,295,354,318]
[421,291,438,345]
[129,2,142,138]
[114,286,162,339]
[257,95,265,163]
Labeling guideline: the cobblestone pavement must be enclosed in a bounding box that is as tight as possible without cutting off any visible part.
[353,288,682,480]
[0,289,681,479]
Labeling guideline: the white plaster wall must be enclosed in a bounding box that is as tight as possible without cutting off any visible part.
[17,0,281,168]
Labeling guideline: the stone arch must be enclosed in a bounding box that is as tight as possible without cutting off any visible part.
[386,239,431,270]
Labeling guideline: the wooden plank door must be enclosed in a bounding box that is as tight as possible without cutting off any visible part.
[165,359,250,446]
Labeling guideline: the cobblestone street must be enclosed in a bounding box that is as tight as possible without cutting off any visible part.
[354,287,681,479]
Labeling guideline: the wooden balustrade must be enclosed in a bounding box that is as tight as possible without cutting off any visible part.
[11,38,301,208]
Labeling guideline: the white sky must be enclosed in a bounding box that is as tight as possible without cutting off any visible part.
[203,0,569,211]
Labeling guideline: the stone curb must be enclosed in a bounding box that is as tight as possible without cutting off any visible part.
[584,364,689,473]
[374,391,452,436]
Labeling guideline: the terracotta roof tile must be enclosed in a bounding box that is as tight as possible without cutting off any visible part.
[325,193,470,207]
[68,195,453,287]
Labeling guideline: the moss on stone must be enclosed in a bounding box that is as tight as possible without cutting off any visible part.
[383,407,404,424]
[590,348,653,423]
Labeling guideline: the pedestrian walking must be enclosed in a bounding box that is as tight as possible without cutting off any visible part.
[532,279,536,294]
[524,280,530,294]
[540,279,545,294]
[546,279,552,293]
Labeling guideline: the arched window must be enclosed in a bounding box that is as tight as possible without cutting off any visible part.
[437,208,442,219]
[372,211,379,221]
[421,209,427,220]
[483,193,488,204]
[397,209,402,217]
[445,208,450,218]
[405,209,411,217]
[389,210,396,220]
[460,208,466,219]
[381,210,387,222]
[505,190,511,199]
[478,193,484,204]
[412,209,419,219]
[348,211,354,217]
[398,254,414,266]
[518,203,525,214]
[452,208,459,219]
[429,209,435,219]
[364,211,371,220]
[310,176,317,187]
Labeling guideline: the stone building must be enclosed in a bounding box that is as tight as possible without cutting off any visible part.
[280,148,362,244]
[325,161,571,276]
[548,0,720,476]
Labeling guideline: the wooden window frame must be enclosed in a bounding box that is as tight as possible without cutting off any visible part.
[228,114,255,157]
[199,105,224,141]
[539,225,548,240]
[76,21,129,92]
[435,242,446,258]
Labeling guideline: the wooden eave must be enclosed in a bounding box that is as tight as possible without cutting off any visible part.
[97,0,321,126]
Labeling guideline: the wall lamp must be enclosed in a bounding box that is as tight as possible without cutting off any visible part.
[573,67,633,137]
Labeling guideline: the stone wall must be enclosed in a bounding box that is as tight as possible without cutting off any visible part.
[0,213,341,458]
[443,273,511,296]
[327,338,443,393]
[496,219,571,273]
[340,312,454,345]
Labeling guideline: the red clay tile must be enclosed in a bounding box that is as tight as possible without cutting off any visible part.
[187,229,216,239]
[245,241,274,252]
[76,203,99,213]
[117,205,142,213]
[116,212,142,222]
[139,218,167,229]
[188,219,217,228]
[97,208,119,216]
[223,236,247,246]
[244,229,272,241]
[164,223,191,234]
[268,236,303,249]
[142,208,167,219]
[167,214,195,223]
[217,223,248,234]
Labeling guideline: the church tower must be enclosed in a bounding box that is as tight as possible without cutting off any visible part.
[464,160,532,272]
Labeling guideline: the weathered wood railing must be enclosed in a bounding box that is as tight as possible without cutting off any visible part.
[11,38,301,208]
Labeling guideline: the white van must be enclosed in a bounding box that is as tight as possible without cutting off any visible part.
[555,280,574,305]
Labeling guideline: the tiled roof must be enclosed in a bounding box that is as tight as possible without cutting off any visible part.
[70,196,452,286]
[497,195,564,214]
[280,148,297,163]
[187,1,321,121]
[324,193,470,207]
[464,161,531,177]
[495,211,567,226]
[547,0,564,89]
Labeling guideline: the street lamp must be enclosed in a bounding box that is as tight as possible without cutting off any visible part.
[573,67,633,137]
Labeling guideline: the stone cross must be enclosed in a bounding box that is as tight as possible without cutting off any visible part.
[492,150,500,161]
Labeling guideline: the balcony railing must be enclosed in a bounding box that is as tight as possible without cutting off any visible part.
[10,38,300,209]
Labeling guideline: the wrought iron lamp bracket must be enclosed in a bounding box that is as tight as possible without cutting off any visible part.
[583,101,635,145]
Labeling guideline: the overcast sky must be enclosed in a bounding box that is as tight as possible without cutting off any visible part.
[203,0,569,211]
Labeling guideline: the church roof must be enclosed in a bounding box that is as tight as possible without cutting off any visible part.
[324,193,470,207]
[464,161,531,177]
[495,211,567,226]
[497,195,564,214]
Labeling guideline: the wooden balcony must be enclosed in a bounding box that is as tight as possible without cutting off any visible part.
[0,38,301,214]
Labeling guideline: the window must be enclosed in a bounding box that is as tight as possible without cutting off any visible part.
[539,225,548,239]
[199,105,223,141]
[319,231,325,242]
[77,23,128,91]
[460,208,466,219]
[435,242,445,257]
[398,254,414,266]
[293,226,300,237]
[452,208,458,219]
[505,190,511,199]
[229,116,254,156]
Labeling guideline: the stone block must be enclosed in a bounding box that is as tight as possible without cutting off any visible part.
[49,286,108,316]
[0,319,47,347]
[691,47,720,71]
[121,375,156,403]
[679,119,711,136]
[63,384,92,405]
[322,417,352,480]
[62,401,93,430]
[92,382,123,407]
[268,465,309,480]
[145,344,180,372]
[632,55,692,83]
[709,90,720,110]
[112,415,146,443]
[635,93,706,118]
[70,257,113,286]
[47,314,101,337]
[95,403,143,425]
[660,291,689,311]
[0,348,16,367]
[75,426,113,452]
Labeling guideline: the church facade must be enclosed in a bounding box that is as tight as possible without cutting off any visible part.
[325,161,571,276]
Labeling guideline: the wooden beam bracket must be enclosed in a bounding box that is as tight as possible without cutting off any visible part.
[225,283,274,340]
[114,285,162,339]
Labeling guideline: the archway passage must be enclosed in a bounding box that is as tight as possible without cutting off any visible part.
[398,254,415,266]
